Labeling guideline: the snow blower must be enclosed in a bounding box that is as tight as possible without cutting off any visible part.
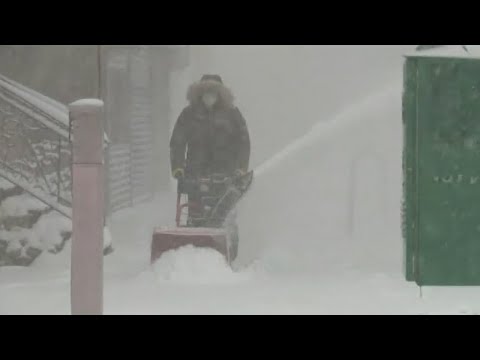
[151,171,253,265]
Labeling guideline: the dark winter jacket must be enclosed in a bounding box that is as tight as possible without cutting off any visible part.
[170,78,251,178]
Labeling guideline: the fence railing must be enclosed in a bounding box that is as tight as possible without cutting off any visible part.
[0,73,156,221]
[0,75,72,218]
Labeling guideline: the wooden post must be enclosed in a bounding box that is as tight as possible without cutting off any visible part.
[70,99,105,315]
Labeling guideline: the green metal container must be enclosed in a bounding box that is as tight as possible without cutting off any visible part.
[403,50,480,286]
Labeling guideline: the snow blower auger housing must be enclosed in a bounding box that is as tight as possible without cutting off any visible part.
[151,171,253,265]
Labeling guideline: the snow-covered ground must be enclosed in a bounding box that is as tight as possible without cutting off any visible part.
[2,192,480,315]
[2,45,480,314]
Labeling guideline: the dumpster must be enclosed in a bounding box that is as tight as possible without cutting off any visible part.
[403,48,480,286]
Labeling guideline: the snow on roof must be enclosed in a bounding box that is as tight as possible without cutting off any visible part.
[405,45,480,60]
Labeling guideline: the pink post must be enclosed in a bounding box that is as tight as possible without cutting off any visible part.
[70,99,105,315]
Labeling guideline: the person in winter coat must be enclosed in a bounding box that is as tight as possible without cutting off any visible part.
[169,74,251,260]
[170,74,250,179]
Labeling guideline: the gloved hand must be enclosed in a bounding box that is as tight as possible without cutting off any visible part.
[172,168,185,180]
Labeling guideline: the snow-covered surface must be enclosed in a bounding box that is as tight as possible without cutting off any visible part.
[0,211,70,251]
[69,99,104,108]
[31,212,71,250]
[153,246,255,284]
[0,194,47,217]
[0,178,16,191]
[0,167,72,218]
[3,46,480,314]
[154,227,227,236]
[0,191,112,255]
[1,185,480,314]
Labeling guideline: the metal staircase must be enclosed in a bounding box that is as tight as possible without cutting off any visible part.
[0,74,72,218]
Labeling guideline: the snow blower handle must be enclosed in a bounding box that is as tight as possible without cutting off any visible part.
[175,177,196,227]
[175,196,194,227]
[176,178,185,227]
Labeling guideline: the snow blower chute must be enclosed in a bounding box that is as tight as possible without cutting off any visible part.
[151,171,253,265]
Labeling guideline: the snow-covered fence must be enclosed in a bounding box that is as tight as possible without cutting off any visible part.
[0,75,72,218]
[0,70,157,222]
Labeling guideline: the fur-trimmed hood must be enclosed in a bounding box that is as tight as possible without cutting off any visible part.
[186,79,235,109]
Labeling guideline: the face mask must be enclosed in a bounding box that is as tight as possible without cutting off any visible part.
[202,92,218,108]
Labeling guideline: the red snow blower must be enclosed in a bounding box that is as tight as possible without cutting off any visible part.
[151,171,253,265]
